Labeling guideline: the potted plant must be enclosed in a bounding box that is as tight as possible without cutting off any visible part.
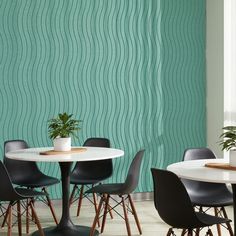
[48,112,82,151]
[219,126,236,166]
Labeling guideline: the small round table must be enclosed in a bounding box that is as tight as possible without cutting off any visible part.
[6,147,124,236]
[167,158,236,236]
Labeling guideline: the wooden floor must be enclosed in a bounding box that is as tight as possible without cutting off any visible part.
[0,199,234,235]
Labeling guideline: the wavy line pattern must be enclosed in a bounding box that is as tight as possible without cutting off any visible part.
[0,0,206,198]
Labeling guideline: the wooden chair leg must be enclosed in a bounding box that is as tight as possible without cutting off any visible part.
[207,228,214,236]
[42,187,58,225]
[187,229,193,236]
[2,203,11,228]
[26,199,30,234]
[101,195,110,233]
[17,201,22,236]
[69,185,77,206]
[77,185,84,216]
[92,192,100,227]
[214,207,222,236]
[29,201,45,236]
[90,197,104,236]
[221,207,234,236]
[7,205,12,236]
[128,194,142,234]
[167,228,174,236]
[122,196,131,236]
[105,193,113,219]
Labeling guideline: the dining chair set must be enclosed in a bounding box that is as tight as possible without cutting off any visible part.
[151,148,234,236]
[0,138,145,236]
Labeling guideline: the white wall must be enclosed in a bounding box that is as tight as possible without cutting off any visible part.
[206,0,224,157]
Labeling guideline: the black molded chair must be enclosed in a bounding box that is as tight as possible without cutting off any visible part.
[0,160,46,236]
[87,149,145,236]
[182,148,233,235]
[151,168,231,236]
[69,137,112,219]
[4,140,60,231]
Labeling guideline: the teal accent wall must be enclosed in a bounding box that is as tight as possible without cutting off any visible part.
[0,0,206,199]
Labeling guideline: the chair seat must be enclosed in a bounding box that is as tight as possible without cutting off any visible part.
[87,183,128,195]
[13,174,60,188]
[70,174,108,185]
[15,188,48,198]
[196,212,230,226]
[188,189,233,207]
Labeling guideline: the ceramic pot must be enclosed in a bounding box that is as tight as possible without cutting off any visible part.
[53,137,71,151]
[229,149,236,167]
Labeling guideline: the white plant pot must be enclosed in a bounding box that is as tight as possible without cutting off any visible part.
[229,149,236,167]
[53,137,71,151]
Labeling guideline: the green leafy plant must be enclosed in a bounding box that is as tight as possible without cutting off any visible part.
[219,126,236,151]
[48,112,82,140]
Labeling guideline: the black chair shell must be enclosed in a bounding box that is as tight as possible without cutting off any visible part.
[182,148,233,207]
[87,150,145,236]
[87,149,144,195]
[69,137,112,218]
[151,168,230,235]
[70,138,112,184]
[4,139,59,226]
[4,140,60,187]
[0,160,46,235]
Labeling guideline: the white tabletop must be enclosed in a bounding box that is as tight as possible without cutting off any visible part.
[6,147,124,162]
[167,158,236,184]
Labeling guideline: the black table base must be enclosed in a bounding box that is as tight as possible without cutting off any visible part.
[32,226,99,236]
[32,162,99,236]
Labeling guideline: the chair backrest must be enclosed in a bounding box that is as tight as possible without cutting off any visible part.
[0,161,21,201]
[183,148,216,161]
[71,138,113,180]
[122,149,145,194]
[4,140,40,183]
[151,168,202,229]
[182,147,228,193]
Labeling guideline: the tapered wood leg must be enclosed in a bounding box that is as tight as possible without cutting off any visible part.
[221,207,234,236]
[207,229,214,236]
[42,187,58,225]
[26,199,30,234]
[90,197,104,236]
[167,228,174,236]
[2,203,11,228]
[187,229,193,236]
[69,185,77,206]
[29,201,45,236]
[17,201,22,236]
[195,228,200,236]
[122,196,131,236]
[101,195,110,233]
[77,185,84,216]
[214,207,221,236]
[128,194,142,234]
[92,192,100,227]
[7,205,12,236]
[106,194,113,219]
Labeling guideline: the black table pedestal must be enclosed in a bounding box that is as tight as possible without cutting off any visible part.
[32,162,99,236]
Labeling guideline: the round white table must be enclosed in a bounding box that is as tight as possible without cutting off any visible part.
[6,147,124,236]
[167,159,236,235]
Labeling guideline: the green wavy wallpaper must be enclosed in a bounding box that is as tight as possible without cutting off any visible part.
[0,0,206,199]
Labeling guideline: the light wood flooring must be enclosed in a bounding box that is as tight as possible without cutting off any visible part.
[0,199,234,236]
